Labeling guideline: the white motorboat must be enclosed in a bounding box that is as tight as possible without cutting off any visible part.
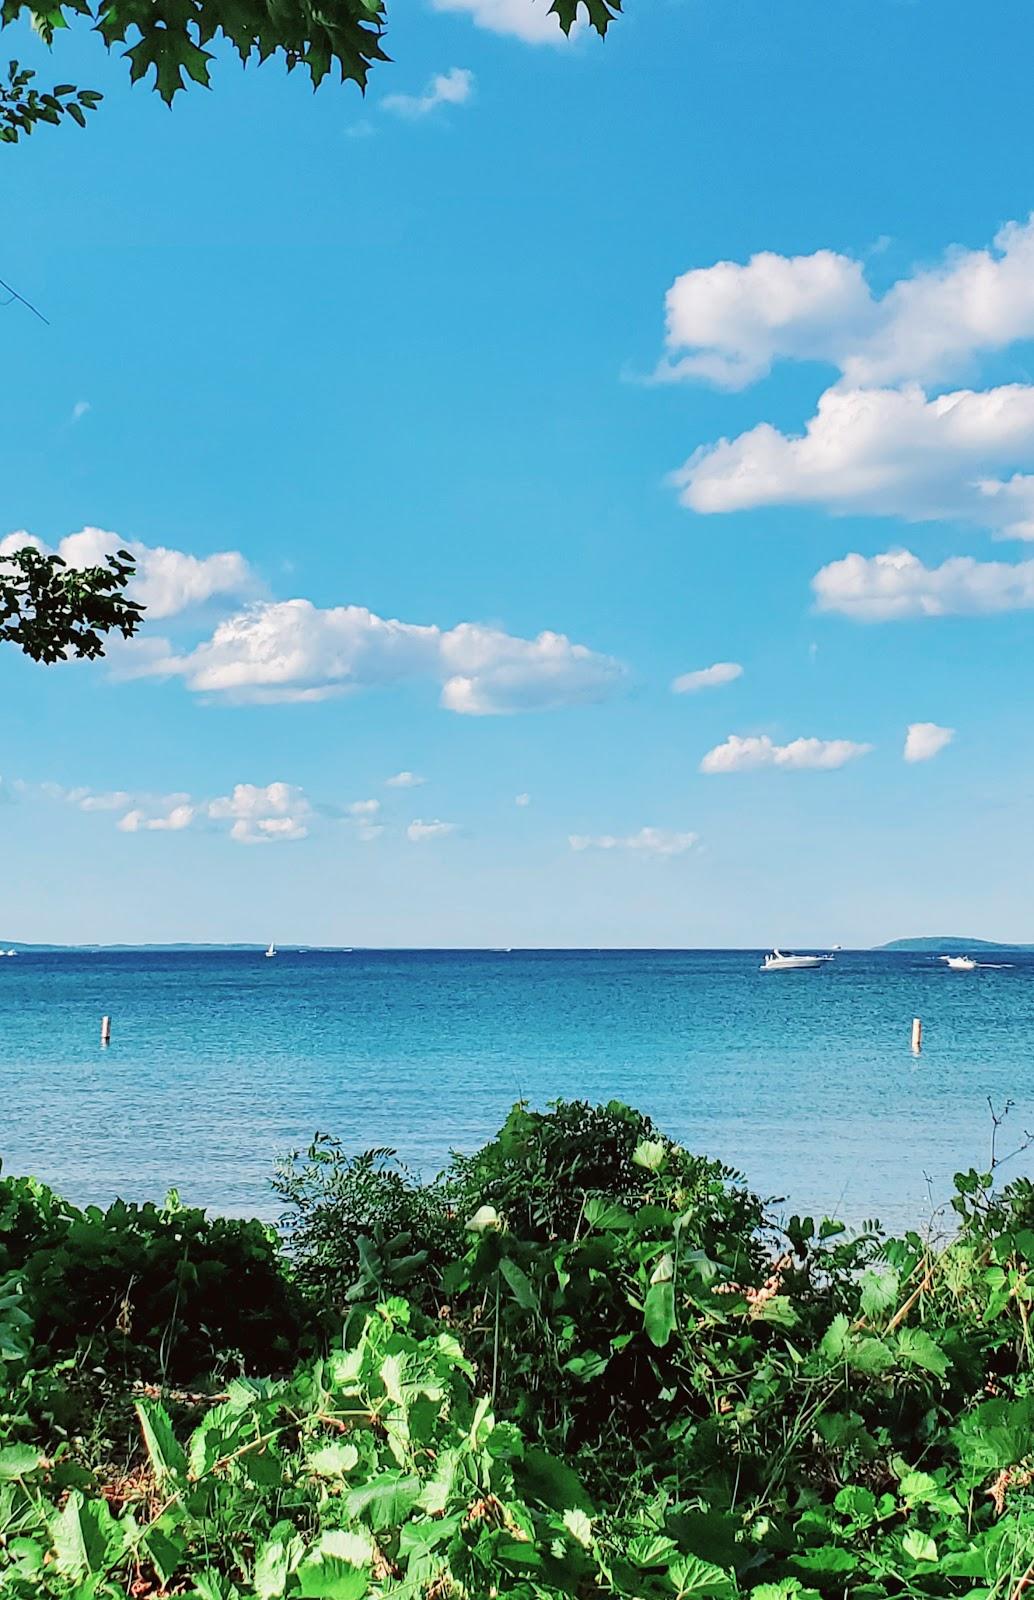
[940,954,977,971]
[760,948,834,972]
[265,942,277,959]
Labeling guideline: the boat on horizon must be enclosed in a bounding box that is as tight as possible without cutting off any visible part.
[265,942,277,959]
[940,954,977,971]
[760,948,835,972]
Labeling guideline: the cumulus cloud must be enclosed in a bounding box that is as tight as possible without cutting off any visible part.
[658,216,1034,391]
[904,722,955,763]
[125,599,625,714]
[429,0,568,44]
[118,803,196,833]
[659,248,871,390]
[672,661,743,694]
[812,548,1034,620]
[407,818,457,841]
[206,781,310,844]
[700,734,872,774]
[383,67,474,117]
[386,771,425,788]
[0,527,256,619]
[674,382,1034,538]
[569,827,699,857]
[347,799,380,817]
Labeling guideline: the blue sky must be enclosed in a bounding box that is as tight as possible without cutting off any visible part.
[3,0,1034,946]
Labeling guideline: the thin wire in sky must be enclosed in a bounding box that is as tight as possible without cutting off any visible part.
[0,274,49,325]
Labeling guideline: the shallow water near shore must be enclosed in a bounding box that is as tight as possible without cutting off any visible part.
[2,947,1032,1231]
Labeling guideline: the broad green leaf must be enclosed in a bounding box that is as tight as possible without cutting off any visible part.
[418,1447,459,1514]
[751,1294,799,1329]
[903,1531,938,1563]
[0,1444,41,1478]
[254,1531,305,1599]
[583,1196,635,1231]
[315,1530,373,1567]
[135,1397,187,1482]
[50,1491,125,1578]
[834,1485,877,1526]
[563,1507,593,1547]
[859,1267,900,1321]
[345,1471,421,1531]
[820,1314,850,1361]
[846,1336,894,1374]
[668,1552,735,1596]
[790,1548,858,1575]
[628,1533,680,1568]
[897,1327,950,1378]
[500,1255,536,1310]
[519,1445,594,1514]
[644,1279,677,1347]
[145,1526,187,1587]
[307,1441,359,1477]
[294,1557,368,1599]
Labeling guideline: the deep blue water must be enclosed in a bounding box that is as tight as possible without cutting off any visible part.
[1,948,1032,1232]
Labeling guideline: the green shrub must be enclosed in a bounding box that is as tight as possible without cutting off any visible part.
[0,1169,302,1385]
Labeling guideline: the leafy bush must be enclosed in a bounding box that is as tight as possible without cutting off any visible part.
[0,1169,302,1386]
[273,1137,465,1320]
[6,1100,1034,1599]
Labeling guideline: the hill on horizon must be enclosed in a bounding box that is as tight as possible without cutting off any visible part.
[878,936,1034,953]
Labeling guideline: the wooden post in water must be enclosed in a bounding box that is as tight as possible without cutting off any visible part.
[911,1016,922,1055]
[101,1015,111,1046]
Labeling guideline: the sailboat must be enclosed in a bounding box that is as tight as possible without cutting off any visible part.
[265,942,277,959]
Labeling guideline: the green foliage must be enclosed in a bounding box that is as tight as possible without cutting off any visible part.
[272,1137,464,1319]
[0,0,621,142]
[0,1168,302,1393]
[8,1099,1034,1600]
[0,544,143,662]
[0,58,100,141]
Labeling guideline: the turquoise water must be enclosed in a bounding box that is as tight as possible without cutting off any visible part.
[1,948,1032,1231]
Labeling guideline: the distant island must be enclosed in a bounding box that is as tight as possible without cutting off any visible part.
[878,936,1034,953]
[0,942,286,953]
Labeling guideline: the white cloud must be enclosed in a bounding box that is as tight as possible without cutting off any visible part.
[347,799,380,817]
[207,781,310,844]
[658,216,1034,391]
[126,599,625,714]
[659,248,871,390]
[674,382,1034,539]
[904,722,955,763]
[429,0,568,44]
[43,784,133,813]
[0,527,256,619]
[672,661,743,694]
[569,827,699,857]
[386,771,425,788]
[118,803,196,833]
[700,734,872,774]
[812,547,1034,620]
[407,818,457,841]
[515,792,531,806]
[383,67,474,118]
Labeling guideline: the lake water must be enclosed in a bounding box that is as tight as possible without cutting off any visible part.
[1,948,1032,1232]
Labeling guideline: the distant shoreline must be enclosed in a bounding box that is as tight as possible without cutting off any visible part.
[2,939,1030,953]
